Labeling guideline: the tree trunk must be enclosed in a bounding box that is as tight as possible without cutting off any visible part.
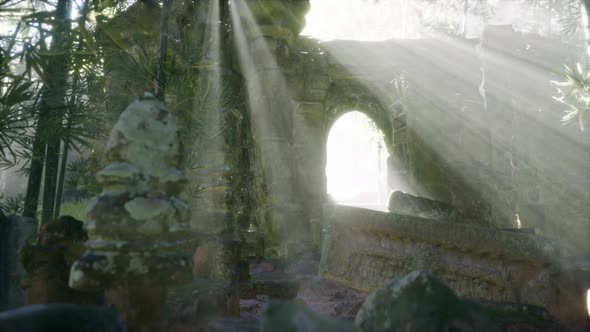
[53,123,70,220]
[54,0,91,219]
[157,0,172,101]
[40,0,73,224]
[23,0,72,220]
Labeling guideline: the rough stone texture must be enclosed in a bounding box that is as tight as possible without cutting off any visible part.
[260,300,357,332]
[355,270,500,332]
[19,216,101,306]
[388,191,453,220]
[355,270,567,332]
[0,215,36,311]
[103,3,590,261]
[319,205,588,329]
[232,0,316,254]
[0,303,126,332]
[480,26,590,251]
[69,97,192,288]
[69,96,194,332]
[191,233,242,282]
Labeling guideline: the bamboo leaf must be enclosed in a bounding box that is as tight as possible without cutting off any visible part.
[78,24,97,53]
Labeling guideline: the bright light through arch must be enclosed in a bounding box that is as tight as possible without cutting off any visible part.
[302,0,402,41]
[326,111,390,211]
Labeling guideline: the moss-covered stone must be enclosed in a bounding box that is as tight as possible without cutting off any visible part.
[68,96,195,331]
[244,0,310,36]
[20,217,101,305]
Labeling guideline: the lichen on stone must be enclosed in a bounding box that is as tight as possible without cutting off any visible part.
[69,96,193,291]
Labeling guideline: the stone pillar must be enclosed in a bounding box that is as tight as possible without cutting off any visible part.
[69,96,193,332]
[185,1,231,236]
[234,0,312,255]
[0,214,36,311]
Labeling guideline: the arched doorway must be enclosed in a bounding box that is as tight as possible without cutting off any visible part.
[326,111,390,211]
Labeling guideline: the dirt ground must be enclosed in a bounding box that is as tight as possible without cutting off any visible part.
[240,252,367,321]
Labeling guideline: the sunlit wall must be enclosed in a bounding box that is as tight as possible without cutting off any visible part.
[302,0,584,41]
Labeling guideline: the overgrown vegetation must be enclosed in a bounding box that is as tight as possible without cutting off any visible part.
[0,0,222,223]
[552,63,590,130]
[0,193,24,215]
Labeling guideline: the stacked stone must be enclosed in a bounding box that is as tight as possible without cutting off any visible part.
[69,96,193,331]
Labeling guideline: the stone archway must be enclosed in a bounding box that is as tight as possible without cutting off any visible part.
[321,79,410,209]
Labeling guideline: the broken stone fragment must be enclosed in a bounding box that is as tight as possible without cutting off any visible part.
[354,271,566,331]
[388,191,452,220]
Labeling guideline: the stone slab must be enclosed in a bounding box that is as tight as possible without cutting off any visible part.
[319,205,586,328]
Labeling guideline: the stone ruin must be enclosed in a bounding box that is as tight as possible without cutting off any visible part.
[319,204,589,329]
[19,216,101,305]
[1,1,589,331]
[388,190,452,220]
[68,95,195,331]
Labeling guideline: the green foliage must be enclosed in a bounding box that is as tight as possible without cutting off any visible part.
[0,23,37,169]
[552,63,590,130]
[59,199,89,221]
[0,193,25,215]
[64,155,103,196]
[548,0,582,37]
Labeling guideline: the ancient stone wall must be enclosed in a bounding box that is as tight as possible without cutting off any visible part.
[319,205,588,328]
[481,26,590,252]
[284,26,589,254]
[103,2,589,255]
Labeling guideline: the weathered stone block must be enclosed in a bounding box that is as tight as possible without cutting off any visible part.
[294,102,324,129]
[355,271,499,332]
[355,270,567,332]
[319,206,585,328]
[388,191,452,220]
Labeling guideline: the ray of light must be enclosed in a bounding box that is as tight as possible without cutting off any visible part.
[229,0,299,204]
[316,23,589,243]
